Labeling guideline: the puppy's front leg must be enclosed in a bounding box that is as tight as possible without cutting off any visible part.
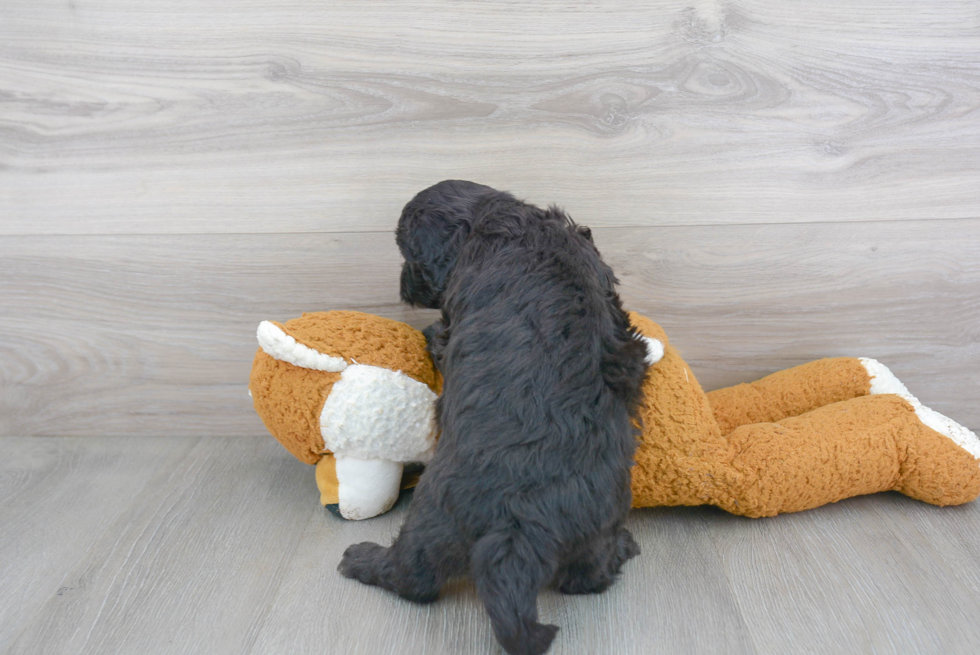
[422,312,450,371]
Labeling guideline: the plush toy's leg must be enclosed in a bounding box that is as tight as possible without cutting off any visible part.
[333,456,404,520]
[317,455,425,518]
[706,357,872,434]
[714,392,980,517]
[552,524,640,595]
[315,454,341,507]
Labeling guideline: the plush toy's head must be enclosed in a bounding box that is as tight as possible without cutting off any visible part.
[249,311,441,518]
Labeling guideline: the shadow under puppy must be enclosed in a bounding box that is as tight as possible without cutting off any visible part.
[339,181,649,655]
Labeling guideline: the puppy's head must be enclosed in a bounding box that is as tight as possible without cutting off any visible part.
[395,180,497,308]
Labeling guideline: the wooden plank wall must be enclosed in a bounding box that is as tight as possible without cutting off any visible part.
[2,0,978,436]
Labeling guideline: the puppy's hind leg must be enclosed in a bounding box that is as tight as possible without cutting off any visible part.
[338,502,464,604]
[471,530,560,655]
[553,525,639,595]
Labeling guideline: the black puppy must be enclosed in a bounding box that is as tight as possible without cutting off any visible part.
[339,180,648,655]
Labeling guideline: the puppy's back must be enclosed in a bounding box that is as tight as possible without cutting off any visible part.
[430,204,646,536]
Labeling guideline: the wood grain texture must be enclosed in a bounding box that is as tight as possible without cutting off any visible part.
[2,0,979,234]
[4,437,317,655]
[899,493,980,604]
[3,436,979,654]
[0,437,200,652]
[2,2,978,652]
[607,219,980,417]
[708,494,980,653]
[251,501,757,655]
[0,231,431,437]
[2,219,977,437]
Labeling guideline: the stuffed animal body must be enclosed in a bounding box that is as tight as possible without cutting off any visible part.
[250,311,980,520]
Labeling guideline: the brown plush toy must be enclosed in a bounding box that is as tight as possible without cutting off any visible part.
[250,310,980,520]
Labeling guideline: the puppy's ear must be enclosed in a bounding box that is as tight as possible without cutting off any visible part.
[396,180,500,307]
[400,261,442,308]
[397,208,473,308]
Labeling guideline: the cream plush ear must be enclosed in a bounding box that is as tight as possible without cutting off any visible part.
[256,320,348,371]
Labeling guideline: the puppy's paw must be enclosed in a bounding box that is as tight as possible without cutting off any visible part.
[556,573,612,596]
[337,541,387,585]
[616,528,640,565]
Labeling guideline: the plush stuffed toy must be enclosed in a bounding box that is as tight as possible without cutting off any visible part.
[250,310,980,520]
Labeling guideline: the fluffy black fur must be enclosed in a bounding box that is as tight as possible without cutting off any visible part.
[338,180,648,655]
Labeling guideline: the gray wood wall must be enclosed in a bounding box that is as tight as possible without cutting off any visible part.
[2,0,978,437]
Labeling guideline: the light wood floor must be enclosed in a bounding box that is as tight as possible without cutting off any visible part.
[2,435,980,655]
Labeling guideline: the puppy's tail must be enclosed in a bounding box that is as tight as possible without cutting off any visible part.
[471,530,559,655]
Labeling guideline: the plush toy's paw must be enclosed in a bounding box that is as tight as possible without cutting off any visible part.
[318,456,423,520]
[859,358,980,505]
[861,358,980,462]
